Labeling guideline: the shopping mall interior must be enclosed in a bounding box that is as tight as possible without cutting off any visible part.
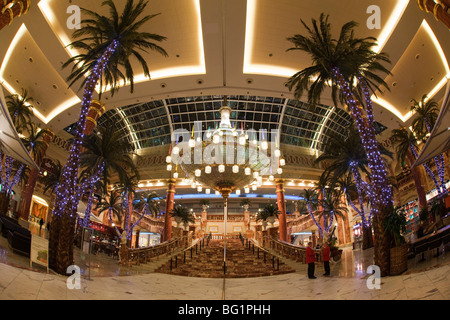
[0,0,449,302]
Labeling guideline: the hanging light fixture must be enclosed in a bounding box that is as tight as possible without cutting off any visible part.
[245,167,251,175]
[232,165,239,173]
[205,165,212,174]
[195,169,201,177]
[166,164,172,171]
[274,149,281,157]
[218,164,225,173]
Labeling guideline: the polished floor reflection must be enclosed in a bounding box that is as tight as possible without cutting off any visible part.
[0,233,449,299]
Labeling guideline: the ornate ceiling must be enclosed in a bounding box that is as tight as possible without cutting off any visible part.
[0,0,449,151]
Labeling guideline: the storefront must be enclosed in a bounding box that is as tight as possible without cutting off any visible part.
[290,231,312,247]
[352,223,362,249]
[398,181,450,234]
[137,231,161,247]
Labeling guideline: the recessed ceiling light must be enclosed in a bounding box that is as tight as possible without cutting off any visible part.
[28,57,33,62]
[415,54,420,60]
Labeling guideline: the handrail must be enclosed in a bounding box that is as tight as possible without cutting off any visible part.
[119,235,193,266]
[240,235,283,271]
[167,233,212,271]
[258,235,322,263]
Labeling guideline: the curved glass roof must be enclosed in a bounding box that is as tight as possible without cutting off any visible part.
[91,95,355,153]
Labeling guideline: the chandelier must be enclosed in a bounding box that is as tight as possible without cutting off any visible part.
[165,100,286,197]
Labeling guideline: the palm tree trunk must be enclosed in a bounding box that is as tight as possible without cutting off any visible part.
[49,40,119,275]
[406,150,428,210]
[334,69,392,275]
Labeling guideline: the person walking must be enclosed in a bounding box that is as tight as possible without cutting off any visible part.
[322,241,331,276]
[306,242,316,279]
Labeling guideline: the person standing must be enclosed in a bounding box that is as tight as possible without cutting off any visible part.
[306,242,316,279]
[39,218,44,236]
[322,241,331,276]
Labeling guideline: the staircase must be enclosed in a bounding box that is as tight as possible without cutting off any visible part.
[155,238,295,278]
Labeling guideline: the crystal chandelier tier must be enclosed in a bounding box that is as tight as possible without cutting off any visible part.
[165,100,285,196]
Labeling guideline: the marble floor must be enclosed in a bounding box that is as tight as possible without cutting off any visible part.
[1,234,449,300]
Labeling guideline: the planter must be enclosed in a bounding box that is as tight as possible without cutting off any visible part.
[261,221,268,231]
[390,244,408,275]
[331,249,342,262]
[267,216,275,225]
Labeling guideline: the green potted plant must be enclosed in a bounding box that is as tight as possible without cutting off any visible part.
[328,237,343,261]
[383,206,408,275]
[256,204,279,230]
[199,199,210,211]
[240,198,252,210]
[171,205,195,230]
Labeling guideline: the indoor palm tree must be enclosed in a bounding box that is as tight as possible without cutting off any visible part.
[410,94,439,139]
[297,188,323,237]
[410,95,447,196]
[256,203,279,230]
[96,190,124,237]
[336,174,373,249]
[318,187,348,236]
[286,13,393,275]
[390,127,430,208]
[170,205,195,230]
[6,89,34,135]
[78,125,139,228]
[130,191,161,235]
[50,0,167,274]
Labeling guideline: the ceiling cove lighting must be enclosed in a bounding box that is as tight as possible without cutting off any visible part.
[243,0,409,77]
[39,0,206,96]
[372,19,450,123]
[0,24,82,124]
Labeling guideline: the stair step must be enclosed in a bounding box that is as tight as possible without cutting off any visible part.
[155,239,295,278]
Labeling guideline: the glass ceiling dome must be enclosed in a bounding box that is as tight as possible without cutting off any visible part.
[91,95,363,153]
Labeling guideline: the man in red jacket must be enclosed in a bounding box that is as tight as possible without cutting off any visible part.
[306,242,316,279]
[322,241,331,276]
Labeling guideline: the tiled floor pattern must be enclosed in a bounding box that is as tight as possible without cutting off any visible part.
[1,233,449,300]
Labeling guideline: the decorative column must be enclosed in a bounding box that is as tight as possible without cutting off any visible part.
[276,179,287,242]
[0,0,31,31]
[84,100,106,135]
[417,0,450,29]
[163,179,176,241]
[19,129,55,220]
[135,229,140,248]
[220,186,232,275]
